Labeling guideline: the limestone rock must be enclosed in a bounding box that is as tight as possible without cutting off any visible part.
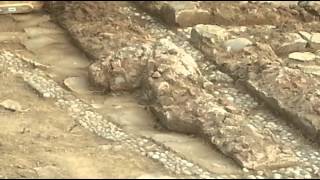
[298,31,312,41]
[298,65,320,76]
[288,52,316,62]
[0,99,23,112]
[309,33,320,50]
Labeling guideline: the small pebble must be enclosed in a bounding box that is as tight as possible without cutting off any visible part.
[242,168,249,173]
[152,154,160,160]
[273,173,282,179]
[304,174,312,179]
[257,171,264,176]
[247,175,256,179]
[43,92,51,98]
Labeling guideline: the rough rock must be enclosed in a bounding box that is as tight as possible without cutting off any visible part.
[64,76,91,94]
[143,39,297,170]
[191,24,229,55]
[276,33,307,55]
[190,22,320,146]
[143,38,202,134]
[137,1,212,27]
[0,99,23,112]
[298,65,320,76]
[88,44,152,92]
[309,33,320,50]
[224,38,253,52]
[161,1,212,27]
[246,66,320,141]
[299,31,312,41]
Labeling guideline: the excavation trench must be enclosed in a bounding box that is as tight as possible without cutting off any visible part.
[10,1,318,179]
[0,4,250,179]
[45,0,302,172]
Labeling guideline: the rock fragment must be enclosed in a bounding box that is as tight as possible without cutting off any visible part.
[0,99,24,112]
[144,39,298,170]
[137,1,212,27]
[276,33,307,55]
[224,38,253,52]
[64,76,91,94]
[288,52,316,62]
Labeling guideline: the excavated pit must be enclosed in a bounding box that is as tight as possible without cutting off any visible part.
[14,1,320,178]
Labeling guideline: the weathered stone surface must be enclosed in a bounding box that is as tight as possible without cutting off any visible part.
[143,38,203,134]
[288,52,316,62]
[190,23,320,144]
[246,67,320,140]
[191,24,229,55]
[136,1,212,27]
[299,31,312,41]
[0,99,23,112]
[88,44,152,91]
[64,76,91,94]
[309,33,320,50]
[276,33,307,55]
[224,38,253,52]
[298,65,320,76]
[298,32,320,50]
[161,2,211,27]
[143,39,297,170]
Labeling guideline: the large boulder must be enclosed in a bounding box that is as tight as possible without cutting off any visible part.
[88,38,297,170]
[143,39,297,170]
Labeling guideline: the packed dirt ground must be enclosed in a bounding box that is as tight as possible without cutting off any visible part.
[1,1,320,179]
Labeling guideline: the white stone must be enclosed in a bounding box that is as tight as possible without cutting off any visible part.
[224,37,253,52]
[273,173,282,179]
[310,33,320,49]
[0,99,23,112]
[299,31,312,41]
[242,168,249,172]
[288,52,316,62]
[298,65,320,76]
